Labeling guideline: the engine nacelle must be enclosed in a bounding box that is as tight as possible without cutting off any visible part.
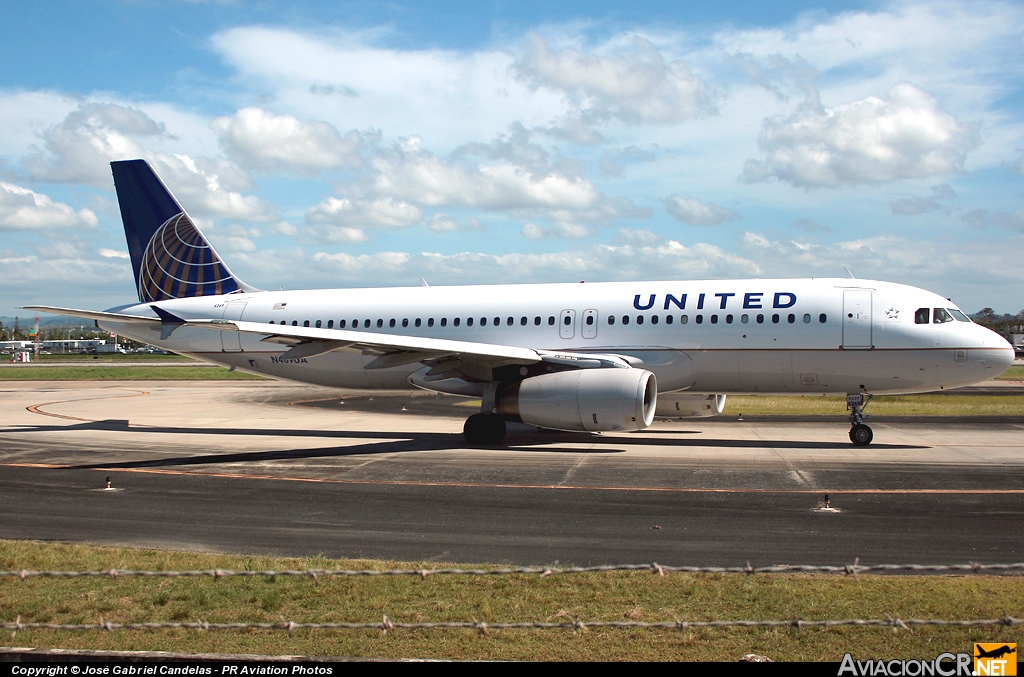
[495,369,657,432]
[655,393,726,418]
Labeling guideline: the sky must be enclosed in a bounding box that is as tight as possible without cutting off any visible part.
[1,0,1023,319]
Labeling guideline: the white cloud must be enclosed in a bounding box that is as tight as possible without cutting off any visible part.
[664,195,741,226]
[22,103,275,222]
[0,182,97,231]
[742,83,980,187]
[98,248,129,259]
[23,103,163,185]
[427,214,482,232]
[368,135,598,211]
[306,196,422,229]
[514,33,714,125]
[521,221,594,240]
[211,107,364,174]
[306,237,760,285]
[739,230,1024,297]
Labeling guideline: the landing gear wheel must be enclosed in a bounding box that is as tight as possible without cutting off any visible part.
[849,423,873,446]
[463,413,507,445]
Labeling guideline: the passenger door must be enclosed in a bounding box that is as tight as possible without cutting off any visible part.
[842,290,872,349]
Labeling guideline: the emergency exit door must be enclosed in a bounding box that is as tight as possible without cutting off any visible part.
[221,301,247,352]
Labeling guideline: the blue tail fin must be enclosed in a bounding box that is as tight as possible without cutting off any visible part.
[111,159,251,303]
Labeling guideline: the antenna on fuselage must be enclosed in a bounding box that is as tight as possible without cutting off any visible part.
[843,266,855,279]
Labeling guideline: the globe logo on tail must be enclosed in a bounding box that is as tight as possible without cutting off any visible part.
[138,212,241,302]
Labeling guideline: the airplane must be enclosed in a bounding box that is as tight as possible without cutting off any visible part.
[26,159,1015,446]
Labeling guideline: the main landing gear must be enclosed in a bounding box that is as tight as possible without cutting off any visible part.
[463,413,507,445]
[846,393,873,446]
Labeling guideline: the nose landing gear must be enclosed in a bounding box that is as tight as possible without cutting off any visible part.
[847,393,873,446]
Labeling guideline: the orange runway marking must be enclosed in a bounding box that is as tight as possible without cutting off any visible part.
[2,462,1022,495]
[26,389,149,423]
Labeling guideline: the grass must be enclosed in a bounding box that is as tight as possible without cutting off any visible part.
[33,353,194,362]
[996,365,1024,380]
[727,394,1024,417]
[0,366,264,380]
[0,541,1021,661]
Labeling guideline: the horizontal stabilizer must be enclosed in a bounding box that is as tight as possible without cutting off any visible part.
[21,305,161,325]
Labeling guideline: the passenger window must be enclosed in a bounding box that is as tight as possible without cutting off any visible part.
[819,314,827,323]
[507,317,514,326]
[788,314,795,324]
[454,318,460,327]
[756,314,764,324]
[710,315,718,324]
[402,318,408,328]
[327,320,333,329]
[415,318,421,327]
[665,315,673,325]
[377,319,383,328]
[772,314,780,324]
[441,318,448,327]
[933,308,954,324]
[695,315,703,324]
[495,317,501,326]
[915,308,930,324]
[586,315,594,325]
[292,320,298,326]
[428,318,434,327]
[563,316,571,325]
[803,314,811,324]
[650,315,658,325]
[741,314,748,324]
[548,316,555,326]
[521,317,527,326]
[339,320,346,328]
[364,319,371,328]
[608,315,615,325]
[622,316,630,325]
[315,320,322,328]
[726,314,733,324]
[534,316,541,326]
[480,317,487,326]
[680,315,688,324]
[636,315,644,325]
[303,320,310,327]
[389,319,396,328]
[467,317,473,327]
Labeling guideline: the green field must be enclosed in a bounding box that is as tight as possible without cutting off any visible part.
[0,541,1020,661]
[996,365,1024,380]
[727,394,1024,417]
[0,366,264,380]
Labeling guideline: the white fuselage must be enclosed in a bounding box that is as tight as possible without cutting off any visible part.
[99,278,1014,396]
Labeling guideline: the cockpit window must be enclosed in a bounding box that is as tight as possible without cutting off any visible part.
[948,308,971,322]
[915,308,930,324]
[932,308,954,324]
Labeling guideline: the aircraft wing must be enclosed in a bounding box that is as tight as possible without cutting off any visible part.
[186,318,542,370]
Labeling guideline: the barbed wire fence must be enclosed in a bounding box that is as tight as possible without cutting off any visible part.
[2,562,1022,635]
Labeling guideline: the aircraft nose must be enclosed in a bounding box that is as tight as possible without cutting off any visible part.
[980,330,1015,377]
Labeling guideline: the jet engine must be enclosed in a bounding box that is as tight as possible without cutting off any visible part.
[495,368,657,432]
[655,393,726,418]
